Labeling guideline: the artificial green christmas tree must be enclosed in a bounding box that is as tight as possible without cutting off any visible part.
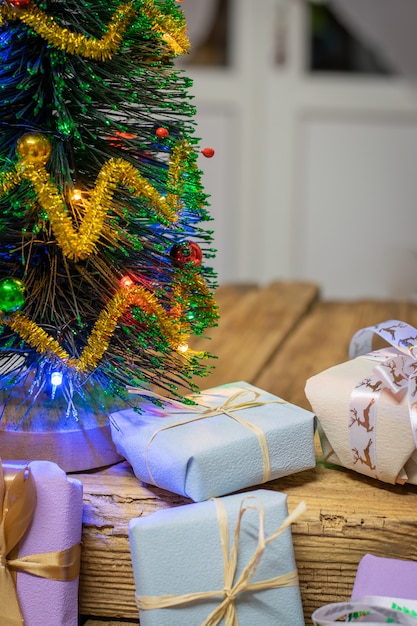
[0,0,218,469]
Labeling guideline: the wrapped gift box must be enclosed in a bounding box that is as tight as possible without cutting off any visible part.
[110,381,316,501]
[351,554,417,605]
[305,320,417,485]
[311,555,417,624]
[129,488,305,626]
[1,460,83,626]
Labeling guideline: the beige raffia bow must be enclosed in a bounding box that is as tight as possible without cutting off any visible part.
[136,496,306,625]
[0,463,81,626]
[138,388,287,486]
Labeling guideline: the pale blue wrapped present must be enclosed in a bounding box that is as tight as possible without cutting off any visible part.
[129,489,306,626]
[110,381,316,501]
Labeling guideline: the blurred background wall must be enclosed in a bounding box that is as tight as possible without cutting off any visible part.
[177,0,417,300]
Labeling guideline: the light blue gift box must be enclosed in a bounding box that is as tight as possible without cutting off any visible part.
[110,381,316,502]
[129,488,306,626]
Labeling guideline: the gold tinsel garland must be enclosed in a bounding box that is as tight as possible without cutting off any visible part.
[0,146,190,261]
[141,0,190,56]
[0,132,216,373]
[2,283,198,373]
[166,141,192,213]
[0,0,189,60]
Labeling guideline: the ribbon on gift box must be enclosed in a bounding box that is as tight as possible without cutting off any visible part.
[136,496,306,626]
[0,462,81,626]
[347,320,417,480]
[312,600,417,625]
[133,387,287,487]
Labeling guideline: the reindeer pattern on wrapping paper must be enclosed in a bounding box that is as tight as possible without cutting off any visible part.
[379,322,409,342]
[352,438,376,471]
[347,319,417,478]
[349,397,376,433]
[349,395,377,471]
[408,361,417,398]
[348,357,407,472]
[355,377,383,394]
[380,357,408,390]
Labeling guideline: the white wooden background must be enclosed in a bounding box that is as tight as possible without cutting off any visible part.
[182,0,417,300]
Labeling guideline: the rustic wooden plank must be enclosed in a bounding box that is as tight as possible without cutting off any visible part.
[78,289,417,623]
[275,463,417,620]
[83,621,138,626]
[255,298,417,409]
[190,281,319,390]
[79,462,190,620]
[77,459,417,623]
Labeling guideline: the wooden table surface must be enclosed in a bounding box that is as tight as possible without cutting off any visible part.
[77,281,417,625]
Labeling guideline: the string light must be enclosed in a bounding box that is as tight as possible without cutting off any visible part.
[0,0,217,411]
[51,371,63,386]
[120,276,134,289]
[71,189,83,202]
[50,371,63,399]
[0,135,198,261]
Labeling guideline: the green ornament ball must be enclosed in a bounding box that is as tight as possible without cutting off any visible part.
[0,277,26,313]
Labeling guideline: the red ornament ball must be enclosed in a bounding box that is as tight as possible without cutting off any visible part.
[156,127,169,139]
[170,242,203,267]
[201,147,215,158]
[7,0,32,6]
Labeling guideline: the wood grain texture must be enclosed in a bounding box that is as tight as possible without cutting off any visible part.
[256,298,417,409]
[79,463,190,620]
[83,621,139,626]
[78,458,417,623]
[189,281,319,389]
[77,283,417,623]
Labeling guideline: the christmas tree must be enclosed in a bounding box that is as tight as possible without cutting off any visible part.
[0,0,218,448]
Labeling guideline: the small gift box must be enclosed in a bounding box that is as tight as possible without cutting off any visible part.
[0,460,83,626]
[311,555,417,624]
[129,488,306,626]
[305,320,417,485]
[351,554,417,606]
[110,380,316,501]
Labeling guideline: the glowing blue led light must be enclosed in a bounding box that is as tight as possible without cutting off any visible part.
[51,371,63,386]
[50,371,63,399]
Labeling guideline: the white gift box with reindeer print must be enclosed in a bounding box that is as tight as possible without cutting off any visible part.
[305,320,417,485]
[109,381,316,502]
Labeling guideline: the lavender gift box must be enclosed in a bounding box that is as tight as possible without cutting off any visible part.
[311,554,417,624]
[129,488,306,626]
[110,381,316,501]
[351,554,417,603]
[1,460,83,626]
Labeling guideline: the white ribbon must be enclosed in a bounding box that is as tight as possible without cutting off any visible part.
[312,600,417,625]
[348,320,417,479]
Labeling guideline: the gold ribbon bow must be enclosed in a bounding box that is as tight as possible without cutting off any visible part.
[142,388,287,486]
[0,463,81,626]
[136,497,306,625]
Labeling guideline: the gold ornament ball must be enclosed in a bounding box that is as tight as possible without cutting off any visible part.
[16,133,52,166]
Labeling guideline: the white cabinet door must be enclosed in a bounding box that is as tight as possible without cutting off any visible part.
[181,0,417,299]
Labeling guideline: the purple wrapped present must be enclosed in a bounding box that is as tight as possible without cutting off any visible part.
[0,460,83,626]
[311,555,417,624]
[351,553,417,604]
